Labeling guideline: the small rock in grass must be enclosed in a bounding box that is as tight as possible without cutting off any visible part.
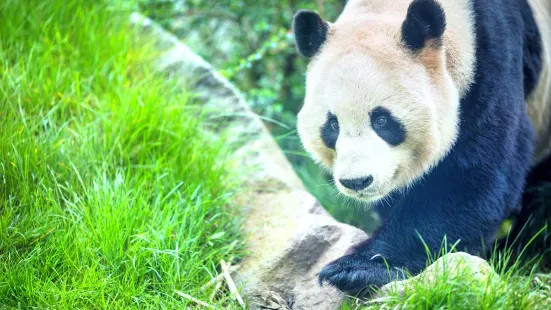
[378,252,500,297]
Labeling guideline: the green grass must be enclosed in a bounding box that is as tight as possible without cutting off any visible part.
[340,243,551,310]
[344,274,551,310]
[0,0,243,308]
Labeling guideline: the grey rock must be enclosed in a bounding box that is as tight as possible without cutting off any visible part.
[130,13,368,310]
[378,252,500,297]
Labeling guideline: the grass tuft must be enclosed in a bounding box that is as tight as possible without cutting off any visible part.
[343,236,551,310]
[0,0,243,308]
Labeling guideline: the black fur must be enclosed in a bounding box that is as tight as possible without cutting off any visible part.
[503,155,551,268]
[370,107,406,146]
[401,0,446,51]
[293,10,329,57]
[319,0,545,294]
[321,112,339,149]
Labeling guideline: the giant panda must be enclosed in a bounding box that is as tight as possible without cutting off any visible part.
[292,0,551,293]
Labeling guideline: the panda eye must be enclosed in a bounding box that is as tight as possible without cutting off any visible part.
[374,116,387,127]
[321,112,339,149]
[369,106,406,146]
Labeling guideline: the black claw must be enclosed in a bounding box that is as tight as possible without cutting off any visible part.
[317,255,401,294]
[318,264,334,287]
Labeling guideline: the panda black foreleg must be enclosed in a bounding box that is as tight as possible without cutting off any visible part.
[319,181,505,294]
[318,217,430,294]
[318,250,406,295]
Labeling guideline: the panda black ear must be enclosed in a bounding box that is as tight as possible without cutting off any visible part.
[293,10,329,57]
[401,0,446,51]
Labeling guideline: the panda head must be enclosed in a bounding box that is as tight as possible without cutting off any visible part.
[294,0,461,202]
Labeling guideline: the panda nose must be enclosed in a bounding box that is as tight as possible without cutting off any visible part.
[339,176,374,191]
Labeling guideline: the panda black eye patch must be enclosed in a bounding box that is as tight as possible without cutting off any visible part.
[370,107,406,146]
[321,112,339,149]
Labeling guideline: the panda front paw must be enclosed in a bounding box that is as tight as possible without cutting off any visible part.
[318,254,405,294]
